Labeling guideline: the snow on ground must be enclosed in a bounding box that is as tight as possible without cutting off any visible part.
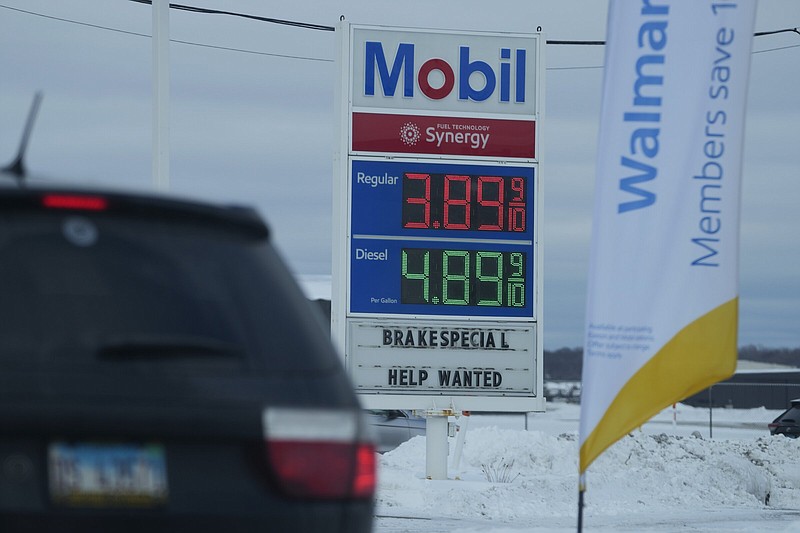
[374,402,800,532]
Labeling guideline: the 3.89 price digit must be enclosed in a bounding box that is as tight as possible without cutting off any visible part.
[402,173,528,233]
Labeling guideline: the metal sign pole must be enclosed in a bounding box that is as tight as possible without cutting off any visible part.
[425,410,450,480]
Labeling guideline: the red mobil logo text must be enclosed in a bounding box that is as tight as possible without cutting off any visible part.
[352,113,535,159]
[364,41,527,104]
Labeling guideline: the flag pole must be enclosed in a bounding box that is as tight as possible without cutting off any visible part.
[577,473,585,532]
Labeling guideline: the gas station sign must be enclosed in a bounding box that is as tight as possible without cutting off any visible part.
[333,23,544,412]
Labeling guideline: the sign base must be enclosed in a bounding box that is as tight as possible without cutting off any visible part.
[358,394,545,412]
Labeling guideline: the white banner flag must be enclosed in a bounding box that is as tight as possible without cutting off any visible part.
[579,0,756,474]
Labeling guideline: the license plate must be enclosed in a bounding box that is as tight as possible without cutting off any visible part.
[49,442,168,507]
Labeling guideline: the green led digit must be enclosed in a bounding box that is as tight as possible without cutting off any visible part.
[510,252,524,277]
[442,250,469,305]
[402,249,429,303]
[507,280,525,307]
[476,251,502,306]
[508,252,525,307]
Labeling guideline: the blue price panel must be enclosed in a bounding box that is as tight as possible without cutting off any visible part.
[350,238,534,318]
[351,159,535,241]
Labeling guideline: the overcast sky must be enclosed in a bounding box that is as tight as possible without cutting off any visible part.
[1,0,798,349]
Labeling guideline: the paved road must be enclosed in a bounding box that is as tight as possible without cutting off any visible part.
[375,509,800,532]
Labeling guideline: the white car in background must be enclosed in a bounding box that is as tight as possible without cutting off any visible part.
[366,410,426,452]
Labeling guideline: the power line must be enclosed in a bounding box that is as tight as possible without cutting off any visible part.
[0,3,151,38]
[548,64,605,72]
[544,41,800,71]
[550,28,798,45]
[127,0,335,31]
[547,40,605,46]
[755,27,800,37]
[1,2,798,70]
[127,1,800,45]
[169,38,332,62]
[0,4,333,62]
[754,43,800,54]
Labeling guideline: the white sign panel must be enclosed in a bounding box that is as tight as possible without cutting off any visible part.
[350,319,536,395]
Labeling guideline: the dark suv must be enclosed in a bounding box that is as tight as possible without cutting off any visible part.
[768,399,800,438]
[0,179,374,531]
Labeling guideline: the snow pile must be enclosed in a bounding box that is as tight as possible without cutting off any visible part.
[375,405,800,526]
[586,432,781,512]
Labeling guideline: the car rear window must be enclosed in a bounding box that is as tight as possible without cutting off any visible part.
[780,406,800,422]
[0,207,337,375]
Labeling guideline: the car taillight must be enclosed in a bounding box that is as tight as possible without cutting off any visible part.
[768,422,779,430]
[263,408,376,500]
[42,194,108,211]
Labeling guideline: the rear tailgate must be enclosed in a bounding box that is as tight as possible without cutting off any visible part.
[0,382,372,531]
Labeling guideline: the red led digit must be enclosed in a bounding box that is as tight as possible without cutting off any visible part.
[477,176,503,231]
[403,173,431,229]
[511,177,525,201]
[443,175,470,230]
[508,206,526,232]
[508,177,526,232]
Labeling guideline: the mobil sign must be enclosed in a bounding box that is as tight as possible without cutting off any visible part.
[364,41,528,105]
[351,27,540,115]
[348,26,542,160]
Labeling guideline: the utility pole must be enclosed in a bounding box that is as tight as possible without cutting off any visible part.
[152,0,170,191]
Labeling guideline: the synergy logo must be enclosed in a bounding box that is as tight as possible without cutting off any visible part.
[398,121,490,150]
[364,41,527,104]
[399,122,421,146]
[352,112,535,159]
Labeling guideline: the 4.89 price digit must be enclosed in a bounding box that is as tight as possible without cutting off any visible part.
[400,248,526,308]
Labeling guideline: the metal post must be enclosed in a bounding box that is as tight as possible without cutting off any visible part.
[425,410,449,480]
[450,412,469,471]
[672,403,677,431]
[152,0,170,191]
[577,474,586,533]
[708,386,713,439]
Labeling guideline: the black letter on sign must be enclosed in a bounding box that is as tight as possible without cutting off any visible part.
[493,372,502,387]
